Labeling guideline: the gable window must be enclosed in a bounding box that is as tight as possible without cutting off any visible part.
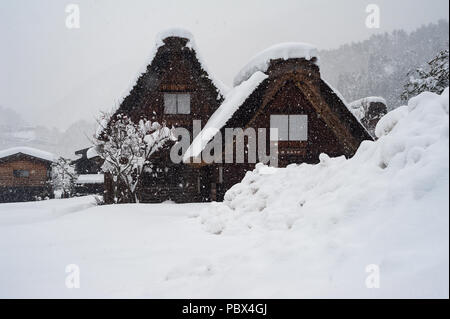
[270,115,308,141]
[164,93,191,114]
[13,169,30,178]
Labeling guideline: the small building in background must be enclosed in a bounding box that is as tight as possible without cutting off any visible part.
[74,173,104,196]
[348,97,388,138]
[72,147,104,196]
[0,147,56,203]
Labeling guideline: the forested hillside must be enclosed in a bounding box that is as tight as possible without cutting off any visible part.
[320,20,449,109]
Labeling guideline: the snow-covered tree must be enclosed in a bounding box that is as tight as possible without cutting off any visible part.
[401,49,449,101]
[94,113,176,204]
[51,157,77,198]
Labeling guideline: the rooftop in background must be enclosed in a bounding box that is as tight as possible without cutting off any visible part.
[0,146,57,162]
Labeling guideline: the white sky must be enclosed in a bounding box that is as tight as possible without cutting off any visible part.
[0,0,448,130]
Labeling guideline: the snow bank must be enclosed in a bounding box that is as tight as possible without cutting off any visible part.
[183,71,268,161]
[233,42,319,87]
[197,89,449,297]
[0,146,57,162]
[203,88,449,232]
[0,196,97,226]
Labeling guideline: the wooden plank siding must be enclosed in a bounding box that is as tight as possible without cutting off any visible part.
[0,154,53,202]
[0,157,50,187]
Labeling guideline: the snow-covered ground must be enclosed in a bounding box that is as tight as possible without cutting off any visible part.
[0,197,250,298]
[0,90,448,298]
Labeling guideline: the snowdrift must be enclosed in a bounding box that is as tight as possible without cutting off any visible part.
[198,89,449,297]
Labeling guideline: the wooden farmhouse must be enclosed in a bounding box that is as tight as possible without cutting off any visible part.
[0,147,55,202]
[98,29,372,204]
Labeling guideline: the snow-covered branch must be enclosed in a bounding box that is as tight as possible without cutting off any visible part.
[93,113,176,203]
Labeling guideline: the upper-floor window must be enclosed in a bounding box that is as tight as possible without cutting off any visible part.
[13,169,30,178]
[270,115,308,141]
[164,93,191,114]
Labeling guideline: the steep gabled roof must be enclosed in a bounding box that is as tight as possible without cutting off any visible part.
[96,28,228,138]
[184,71,268,160]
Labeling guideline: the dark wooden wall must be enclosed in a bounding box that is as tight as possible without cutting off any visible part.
[0,155,50,187]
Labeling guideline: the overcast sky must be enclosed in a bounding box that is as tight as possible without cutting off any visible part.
[0,0,448,130]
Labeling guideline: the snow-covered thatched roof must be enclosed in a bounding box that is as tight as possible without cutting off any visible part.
[155,28,229,96]
[233,42,319,87]
[118,27,229,107]
[0,147,57,162]
[183,71,268,161]
[95,28,229,139]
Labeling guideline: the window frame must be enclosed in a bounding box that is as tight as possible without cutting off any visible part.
[164,93,191,115]
[270,114,308,141]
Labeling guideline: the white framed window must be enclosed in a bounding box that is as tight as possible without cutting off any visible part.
[270,115,289,141]
[270,115,308,141]
[164,93,191,114]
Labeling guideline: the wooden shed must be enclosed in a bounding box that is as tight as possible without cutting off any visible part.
[0,147,55,202]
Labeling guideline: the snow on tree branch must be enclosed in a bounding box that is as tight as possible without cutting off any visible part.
[402,49,449,101]
[93,113,176,203]
[51,157,77,198]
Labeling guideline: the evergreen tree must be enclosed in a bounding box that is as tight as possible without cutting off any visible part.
[402,49,449,101]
